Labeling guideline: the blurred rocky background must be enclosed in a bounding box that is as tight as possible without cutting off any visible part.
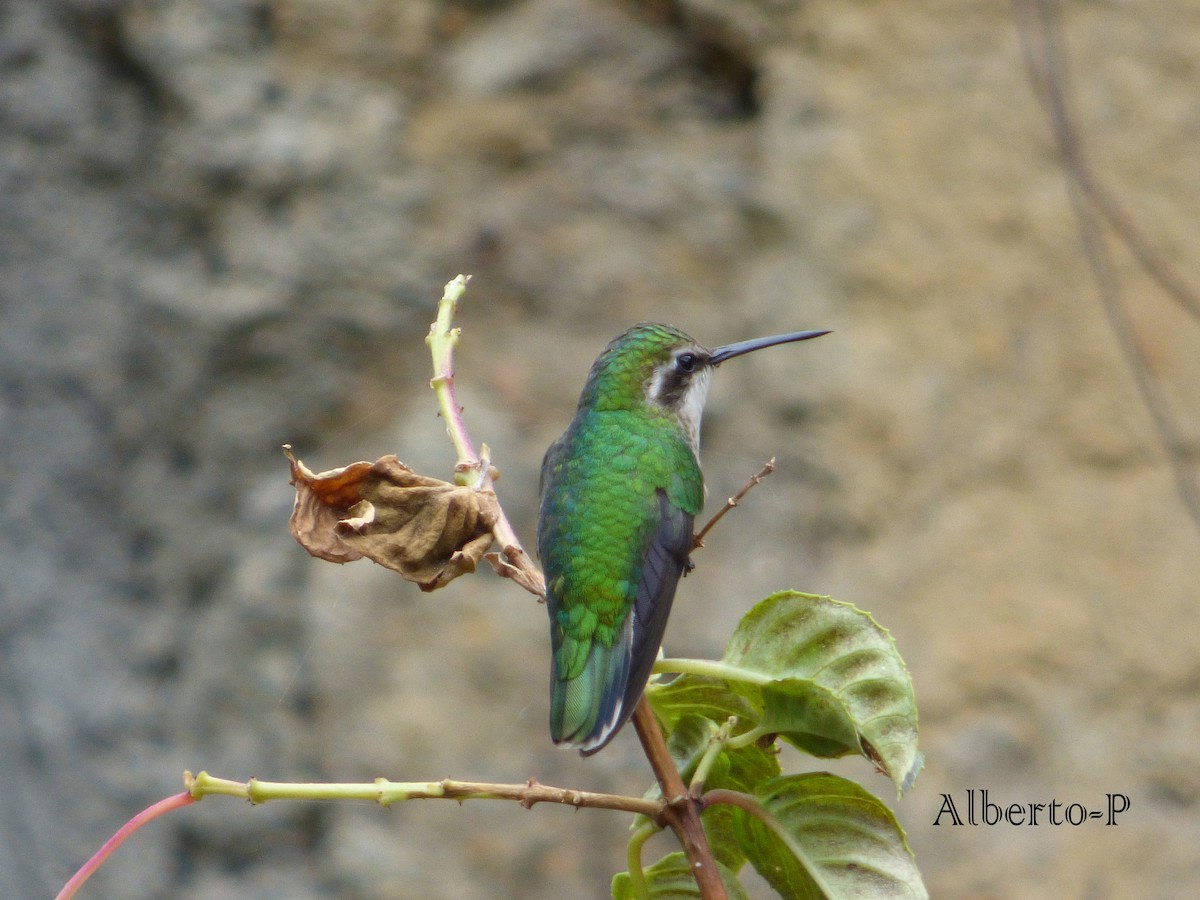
[3,0,1198,897]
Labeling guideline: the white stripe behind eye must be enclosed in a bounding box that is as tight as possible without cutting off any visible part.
[644,364,669,405]
[643,354,711,456]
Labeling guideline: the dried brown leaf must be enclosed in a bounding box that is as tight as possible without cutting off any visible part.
[485,546,546,599]
[285,445,498,591]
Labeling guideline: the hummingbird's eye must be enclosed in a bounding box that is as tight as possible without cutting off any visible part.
[676,352,697,373]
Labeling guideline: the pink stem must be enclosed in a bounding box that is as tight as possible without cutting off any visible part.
[56,791,197,900]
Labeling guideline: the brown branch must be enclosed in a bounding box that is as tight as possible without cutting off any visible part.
[692,458,776,551]
[632,700,727,899]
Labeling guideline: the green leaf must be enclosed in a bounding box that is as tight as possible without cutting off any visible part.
[612,852,750,900]
[724,592,922,794]
[758,677,862,758]
[730,773,928,899]
[709,741,781,796]
[646,674,759,735]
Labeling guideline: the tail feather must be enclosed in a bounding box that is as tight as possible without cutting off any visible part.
[550,613,634,753]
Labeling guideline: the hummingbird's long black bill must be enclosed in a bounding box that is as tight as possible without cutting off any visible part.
[709,329,831,365]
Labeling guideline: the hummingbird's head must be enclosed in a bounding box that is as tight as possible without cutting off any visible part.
[578,323,829,453]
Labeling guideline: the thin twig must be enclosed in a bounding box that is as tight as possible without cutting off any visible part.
[1013,0,1200,534]
[1083,175,1200,326]
[1011,4,1200,326]
[692,458,776,551]
[56,792,197,900]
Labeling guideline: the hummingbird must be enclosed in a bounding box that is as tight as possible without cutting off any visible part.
[536,323,829,754]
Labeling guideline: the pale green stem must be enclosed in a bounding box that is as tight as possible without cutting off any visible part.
[653,657,773,686]
[723,725,773,751]
[625,821,661,900]
[426,275,481,487]
[689,717,737,795]
[186,771,663,818]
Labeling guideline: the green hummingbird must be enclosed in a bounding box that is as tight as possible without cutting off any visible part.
[536,323,829,754]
